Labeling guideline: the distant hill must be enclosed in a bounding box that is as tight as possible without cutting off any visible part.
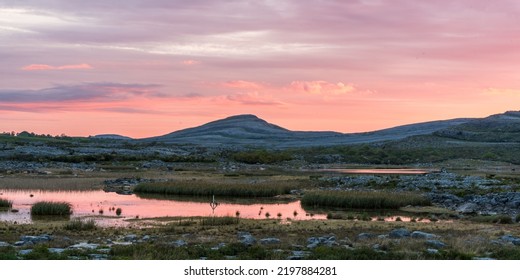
[434,111,520,142]
[143,114,472,147]
[92,134,132,140]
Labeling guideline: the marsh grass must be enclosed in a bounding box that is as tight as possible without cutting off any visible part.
[0,177,103,190]
[64,218,97,231]
[0,198,12,208]
[31,201,72,216]
[201,216,239,226]
[134,180,295,197]
[469,215,513,224]
[302,191,431,209]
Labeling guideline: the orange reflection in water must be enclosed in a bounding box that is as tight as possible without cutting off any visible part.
[0,189,325,224]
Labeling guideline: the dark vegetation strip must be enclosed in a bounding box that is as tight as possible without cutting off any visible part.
[0,198,12,208]
[30,201,72,216]
[134,181,294,197]
[301,190,431,209]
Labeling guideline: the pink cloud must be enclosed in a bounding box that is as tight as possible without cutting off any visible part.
[225,92,283,106]
[21,64,93,71]
[290,81,356,95]
[181,60,200,65]
[221,80,264,89]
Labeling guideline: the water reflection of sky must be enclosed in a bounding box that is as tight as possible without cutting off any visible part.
[321,168,437,174]
[0,189,326,225]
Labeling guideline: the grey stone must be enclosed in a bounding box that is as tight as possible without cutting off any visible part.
[411,231,437,239]
[389,228,410,238]
[14,241,25,246]
[457,203,479,214]
[48,248,66,254]
[260,238,281,245]
[141,235,151,242]
[287,251,311,260]
[473,257,496,260]
[69,243,99,250]
[499,234,520,245]
[0,241,10,247]
[21,234,52,244]
[426,240,447,249]
[172,240,187,247]
[89,254,108,260]
[18,249,33,255]
[357,233,376,240]
[124,234,138,242]
[211,243,226,250]
[426,249,439,254]
[238,232,256,246]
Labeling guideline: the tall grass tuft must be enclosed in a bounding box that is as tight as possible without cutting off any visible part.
[134,180,294,197]
[64,218,97,231]
[301,190,431,210]
[30,201,72,216]
[0,198,12,208]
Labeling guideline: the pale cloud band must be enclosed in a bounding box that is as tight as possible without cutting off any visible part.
[21,64,93,71]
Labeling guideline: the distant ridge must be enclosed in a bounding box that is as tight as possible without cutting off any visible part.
[143,114,472,147]
[92,134,132,140]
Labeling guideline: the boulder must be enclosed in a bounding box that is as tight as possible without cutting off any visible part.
[426,240,447,249]
[172,240,187,247]
[69,243,99,250]
[389,228,410,238]
[238,232,256,246]
[357,233,376,240]
[456,203,479,214]
[260,238,281,245]
[411,231,437,239]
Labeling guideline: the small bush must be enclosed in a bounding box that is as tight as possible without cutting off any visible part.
[115,208,122,216]
[64,219,97,231]
[31,201,72,216]
[0,198,12,208]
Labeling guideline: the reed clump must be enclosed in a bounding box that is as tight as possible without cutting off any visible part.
[0,198,12,208]
[30,201,72,216]
[301,190,431,210]
[134,180,294,197]
[64,218,97,231]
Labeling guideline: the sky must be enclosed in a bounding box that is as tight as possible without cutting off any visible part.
[1,0,520,138]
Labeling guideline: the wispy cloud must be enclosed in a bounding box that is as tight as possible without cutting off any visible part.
[21,63,93,71]
[0,82,164,103]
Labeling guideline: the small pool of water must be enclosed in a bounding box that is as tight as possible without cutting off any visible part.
[321,168,438,175]
[0,189,325,225]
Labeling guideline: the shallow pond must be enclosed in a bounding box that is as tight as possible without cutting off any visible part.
[321,168,438,175]
[0,189,325,225]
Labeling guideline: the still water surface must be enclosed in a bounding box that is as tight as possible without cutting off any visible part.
[0,189,325,225]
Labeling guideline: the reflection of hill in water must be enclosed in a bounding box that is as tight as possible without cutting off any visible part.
[135,192,295,205]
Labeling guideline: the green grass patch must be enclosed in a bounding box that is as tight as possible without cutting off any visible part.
[201,216,239,226]
[135,180,294,197]
[0,198,12,209]
[30,201,72,216]
[301,190,431,210]
[64,218,97,231]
